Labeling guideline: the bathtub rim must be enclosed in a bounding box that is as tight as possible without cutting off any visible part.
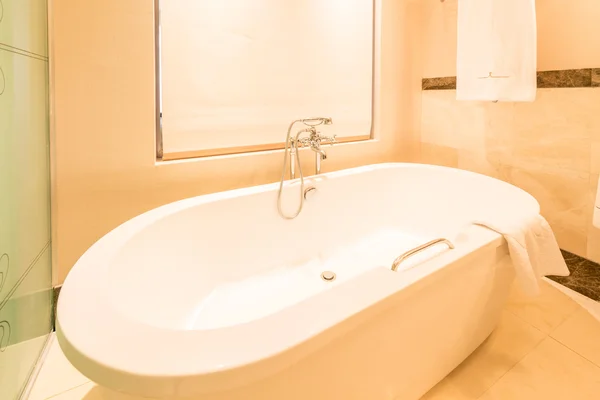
[56,162,539,396]
[57,228,507,397]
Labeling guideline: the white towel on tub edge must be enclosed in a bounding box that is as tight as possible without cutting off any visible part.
[474,214,570,296]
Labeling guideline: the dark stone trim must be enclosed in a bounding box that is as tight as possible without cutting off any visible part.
[52,285,61,331]
[422,76,456,90]
[592,68,600,87]
[537,69,591,88]
[423,68,600,90]
[548,250,600,302]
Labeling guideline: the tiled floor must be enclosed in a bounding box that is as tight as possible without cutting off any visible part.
[30,281,600,400]
[545,277,600,321]
[28,336,91,400]
[423,281,600,400]
[0,335,49,400]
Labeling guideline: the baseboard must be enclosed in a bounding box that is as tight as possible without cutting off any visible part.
[52,285,61,331]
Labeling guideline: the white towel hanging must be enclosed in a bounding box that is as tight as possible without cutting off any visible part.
[456,0,537,102]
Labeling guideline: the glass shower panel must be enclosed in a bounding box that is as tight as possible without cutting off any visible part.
[0,0,53,399]
[0,249,52,398]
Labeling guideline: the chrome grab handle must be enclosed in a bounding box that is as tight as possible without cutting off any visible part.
[391,238,455,272]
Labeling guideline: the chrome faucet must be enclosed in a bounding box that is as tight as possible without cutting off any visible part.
[311,141,327,159]
[277,117,334,220]
[294,128,336,175]
[307,128,336,175]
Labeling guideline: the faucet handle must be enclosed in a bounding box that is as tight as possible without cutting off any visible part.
[320,134,337,145]
[296,137,311,148]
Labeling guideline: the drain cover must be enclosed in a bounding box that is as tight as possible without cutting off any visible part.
[320,271,336,281]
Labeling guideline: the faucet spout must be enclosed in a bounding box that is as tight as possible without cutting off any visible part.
[311,143,327,160]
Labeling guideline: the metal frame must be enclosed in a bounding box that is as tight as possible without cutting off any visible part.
[154,0,163,159]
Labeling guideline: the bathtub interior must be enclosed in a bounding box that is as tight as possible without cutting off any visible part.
[183,229,448,330]
[105,164,537,331]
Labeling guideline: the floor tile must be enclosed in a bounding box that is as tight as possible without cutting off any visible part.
[50,382,149,400]
[29,334,90,400]
[0,335,49,400]
[420,311,546,399]
[419,378,473,400]
[480,338,600,400]
[505,280,580,333]
[544,278,600,322]
[551,309,600,368]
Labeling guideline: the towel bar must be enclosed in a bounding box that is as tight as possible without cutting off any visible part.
[391,238,455,272]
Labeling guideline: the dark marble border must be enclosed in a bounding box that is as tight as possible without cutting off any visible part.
[423,68,600,90]
[592,68,600,87]
[548,250,600,302]
[537,69,592,88]
[422,76,456,90]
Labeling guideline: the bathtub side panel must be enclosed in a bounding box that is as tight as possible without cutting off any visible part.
[172,246,514,400]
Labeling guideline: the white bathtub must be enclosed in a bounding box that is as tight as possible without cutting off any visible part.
[57,163,539,399]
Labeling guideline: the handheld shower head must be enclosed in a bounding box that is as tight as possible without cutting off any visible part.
[301,117,333,127]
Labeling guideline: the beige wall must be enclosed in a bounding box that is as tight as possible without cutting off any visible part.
[50,0,423,284]
[418,0,600,262]
[422,0,600,78]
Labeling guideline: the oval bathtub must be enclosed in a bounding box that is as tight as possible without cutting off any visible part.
[57,163,539,400]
